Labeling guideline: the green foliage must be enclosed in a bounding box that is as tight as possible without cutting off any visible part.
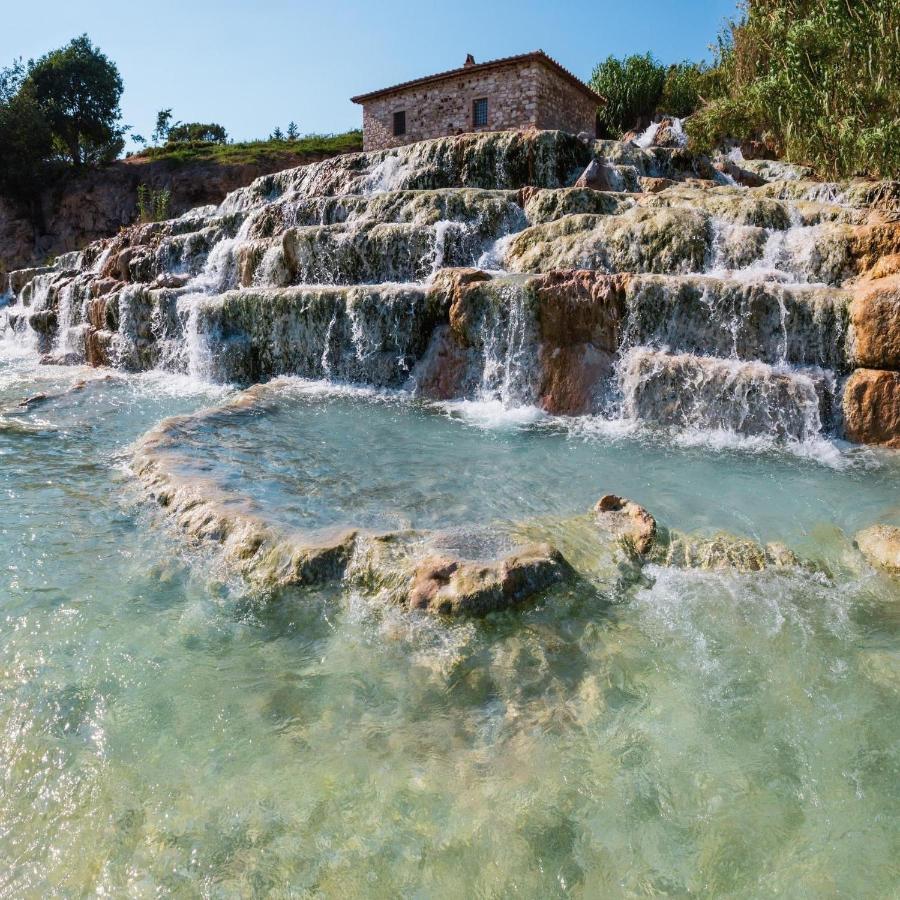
[166,121,228,144]
[271,126,284,141]
[152,109,173,145]
[590,53,666,137]
[25,34,124,167]
[0,80,54,206]
[136,184,171,223]
[134,130,363,166]
[687,0,900,178]
[286,121,299,140]
[660,62,706,118]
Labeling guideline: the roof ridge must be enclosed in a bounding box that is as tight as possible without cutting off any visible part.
[350,50,605,105]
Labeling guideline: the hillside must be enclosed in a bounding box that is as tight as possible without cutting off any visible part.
[0,132,362,272]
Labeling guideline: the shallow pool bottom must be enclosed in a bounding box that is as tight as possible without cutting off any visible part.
[0,362,897,895]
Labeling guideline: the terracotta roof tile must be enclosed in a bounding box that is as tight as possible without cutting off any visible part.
[350,50,605,105]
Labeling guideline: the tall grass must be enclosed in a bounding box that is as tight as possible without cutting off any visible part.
[688,0,900,178]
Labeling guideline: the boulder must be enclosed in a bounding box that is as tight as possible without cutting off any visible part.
[593,494,657,555]
[574,159,619,192]
[849,219,900,276]
[640,177,676,194]
[842,368,900,448]
[407,543,569,617]
[856,525,900,574]
[532,270,628,414]
[714,158,768,188]
[653,119,685,149]
[849,276,900,370]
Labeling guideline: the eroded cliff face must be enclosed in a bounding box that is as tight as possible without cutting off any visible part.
[2,128,898,448]
[0,148,351,272]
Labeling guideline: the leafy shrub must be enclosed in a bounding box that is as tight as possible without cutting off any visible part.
[166,122,227,144]
[136,184,171,222]
[590,53,666,137]
[687,0,900,178]
[660,63,707,118]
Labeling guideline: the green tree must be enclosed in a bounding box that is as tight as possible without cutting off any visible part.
[25,35,124,167]
[660,62,706,118]
[0,77,54,208]
[271,126,284,140]
[152,108,173,145]
[166,121,227,144]
[590,53,666,137]
[286,121,299,140]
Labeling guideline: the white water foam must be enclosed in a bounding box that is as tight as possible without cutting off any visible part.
[436,398,546,430]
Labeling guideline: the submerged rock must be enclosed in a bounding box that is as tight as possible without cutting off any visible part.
[652,532,800,573]
[406,543,570,617]
[856,525,900,575]
[592,494,657,555]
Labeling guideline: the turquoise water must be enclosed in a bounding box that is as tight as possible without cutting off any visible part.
[1,354,899,896]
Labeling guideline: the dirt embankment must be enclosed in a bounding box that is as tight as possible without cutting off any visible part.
[0,149,347,272]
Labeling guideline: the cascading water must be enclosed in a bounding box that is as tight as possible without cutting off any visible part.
[0,130,897,896]
[0,128,893,448]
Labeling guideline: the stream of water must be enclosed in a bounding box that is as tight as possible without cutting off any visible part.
[1,131,898,895]
[1,345,898,896]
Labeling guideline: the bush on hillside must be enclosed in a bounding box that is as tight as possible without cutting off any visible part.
[0,63,54,208]
[166,122,228,144]
[0,35,125,213]
[659,62,711,119]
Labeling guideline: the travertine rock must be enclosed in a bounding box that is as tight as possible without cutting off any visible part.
[849,276,900,370]
[842,368,900,448]
[593,494,657,555]
[856,525,900,575]
[407,543,570,616]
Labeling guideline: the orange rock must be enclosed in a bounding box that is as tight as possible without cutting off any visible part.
[850,275,900,370]
[531,270,628,414]
[593,494,657,555]
[412,326,471,400]
[640,177,676,194]
[850,219,900,276]
[407,543,568,616]
[842,368,900,448]
[868,253,900,280]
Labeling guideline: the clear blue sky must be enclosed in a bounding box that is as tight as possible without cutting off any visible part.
[2,0,740,143]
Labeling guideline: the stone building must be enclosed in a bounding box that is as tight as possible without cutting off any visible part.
[351,51,605,152]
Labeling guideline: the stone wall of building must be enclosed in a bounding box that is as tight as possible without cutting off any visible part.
[359,61,598,152]
[533,66,600,136]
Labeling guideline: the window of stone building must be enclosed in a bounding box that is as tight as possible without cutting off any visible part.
[393,111,406,136]
[473,98,488,127]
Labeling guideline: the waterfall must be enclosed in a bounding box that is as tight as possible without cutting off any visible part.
[619,348,830,443]
[2,128,887,451]
[181,298,218,383]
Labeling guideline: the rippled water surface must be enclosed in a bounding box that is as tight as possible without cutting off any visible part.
[1,352,898,897]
